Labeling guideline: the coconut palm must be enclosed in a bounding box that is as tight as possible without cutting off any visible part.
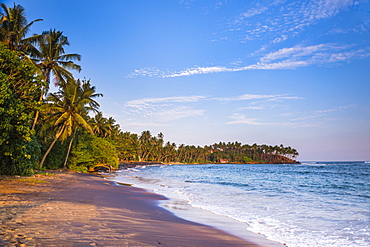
[31,29,81,129]
[79,78,102,112]
[39,79,94,168]
[62,79,102,168]
[32,29,81,85]
[90,112,111,138]
[107,117,122,139]
[0,3,42,54]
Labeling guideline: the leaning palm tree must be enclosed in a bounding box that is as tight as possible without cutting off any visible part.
[31,29,81,129]
[0,3,42,54]
[39,79,94,168]
[62,79,102,168]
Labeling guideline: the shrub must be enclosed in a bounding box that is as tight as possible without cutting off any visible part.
[68,134,119,172]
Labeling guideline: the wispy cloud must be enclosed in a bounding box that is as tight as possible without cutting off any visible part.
[125,95,207,107]
[126,67,169,78]
[122,94,349,128]
[215,94,279,101]
[122,94,356,129]
[292,105,355,121]
[123,93,303,125]
[152,106,205,121]
[127,1,368,79]
[124,95,207,122]
[127,44,370,78]
[215,94,304,102]
[260,44,349,62]
[231,0,358,42]
[226,113,297,127]
[241,7,268,18]
[234,106,265,111]
[226,103,355,127]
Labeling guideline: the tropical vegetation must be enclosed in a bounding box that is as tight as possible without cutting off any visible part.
[115,131,299,164]
[0,3,299,175]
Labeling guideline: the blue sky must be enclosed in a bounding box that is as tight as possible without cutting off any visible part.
[5,0,370,161]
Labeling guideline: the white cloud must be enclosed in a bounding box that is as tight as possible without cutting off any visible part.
[137,1,370,80]
[153,106,205,121]
[126,67,169,78]
[272,35,289,44]
[215,94,304,104]
[163,66,232,78]
[125,95,207,107]
[241,7,268,18]
[268,96,305,101]
[234,106,265,111]
[307,0,356,20]
[124,95,207,122]
[226,103,353,127]
[292,105,355,121]
[122,122,170,127]
[123,93,303,124]
[226,113,296,126]
[128,44,369,78]
[260,44,345,62]
[215,94,278,101]
[227,0,362,43]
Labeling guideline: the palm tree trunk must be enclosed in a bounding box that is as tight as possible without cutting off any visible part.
[63,129,76,168]
[32,81,49,130]
[33,70,51,130]
[32,87,44,130]
[39,125,64,168]
[32,110,40,130]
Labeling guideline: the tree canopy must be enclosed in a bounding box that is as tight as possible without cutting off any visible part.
[0,44,42,175]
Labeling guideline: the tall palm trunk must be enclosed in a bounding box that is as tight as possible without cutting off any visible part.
[31,88,44,130]
[39,125,65,168]
[32,70,50,130]
[63,128,77,168]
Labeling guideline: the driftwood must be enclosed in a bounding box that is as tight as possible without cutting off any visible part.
[92,164,113,173]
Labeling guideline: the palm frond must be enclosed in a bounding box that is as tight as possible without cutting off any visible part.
[58,53,81,61]
[54,111,70,126]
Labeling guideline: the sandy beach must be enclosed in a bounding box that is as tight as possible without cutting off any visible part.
[0,171,272,247]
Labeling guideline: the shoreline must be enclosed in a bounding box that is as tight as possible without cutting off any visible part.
[118,160,300,170]
[156,195,285,247]
[112,165,285,247]
[1,170,279,246]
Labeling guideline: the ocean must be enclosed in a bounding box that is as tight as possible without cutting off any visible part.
[112,162,369,247]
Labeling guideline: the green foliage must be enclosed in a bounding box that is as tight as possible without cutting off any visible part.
[115,131,299,164]
[38,140,68,169]
[242,156,254,163]
[69,134,119,172]
[0,44,42,175]
[38,79,97,168]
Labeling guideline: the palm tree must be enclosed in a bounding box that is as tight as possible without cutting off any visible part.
[39,79,94,168]
[90,112,111,138]
[79,78,102,111]
[107,117,122,139]
[62,79,102,167]
[0,3,42,54]
[31,29,81,129]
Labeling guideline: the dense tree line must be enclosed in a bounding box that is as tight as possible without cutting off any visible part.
[0,3,299,175]
[116,131,299,164]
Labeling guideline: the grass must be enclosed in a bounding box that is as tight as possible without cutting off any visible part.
[17,178,50,184]
[34,171,55,176]
[2,178,50,185]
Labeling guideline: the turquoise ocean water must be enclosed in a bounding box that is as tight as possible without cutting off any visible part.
[112,162,369,247]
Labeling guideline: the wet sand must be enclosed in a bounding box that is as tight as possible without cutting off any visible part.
[0,171,272,246]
